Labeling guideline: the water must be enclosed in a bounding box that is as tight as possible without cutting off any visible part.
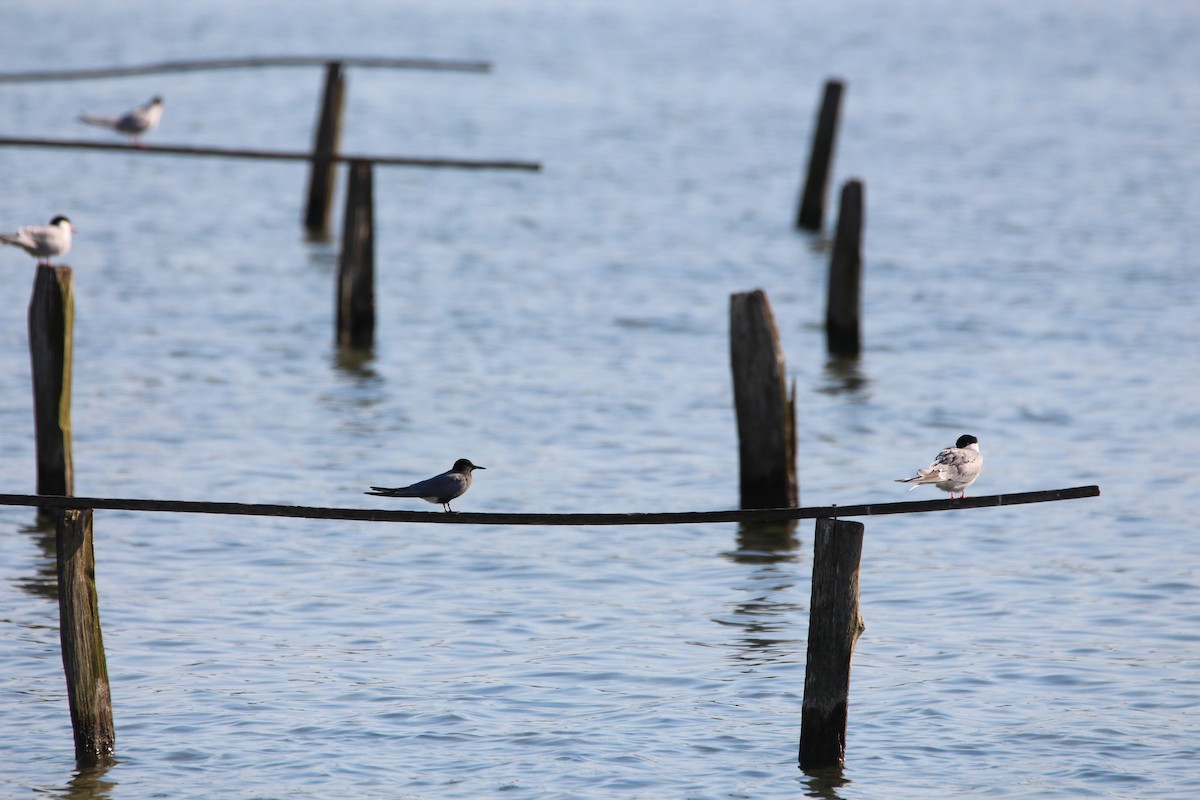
[2,1,1198,797]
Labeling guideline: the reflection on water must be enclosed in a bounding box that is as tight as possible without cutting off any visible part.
[819,356,869,397]
[803,229,835,257]
[303,227,337,247]
[46,763,117,800]
[800,764,851,800]
[16,518,58,601]
[729,520,799,563]
[720,521,803,666]
[331,344,379,379]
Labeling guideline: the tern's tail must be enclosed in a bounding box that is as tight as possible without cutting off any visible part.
[365,486,418,497]
[78,114,117,128]
[895,469,940,489]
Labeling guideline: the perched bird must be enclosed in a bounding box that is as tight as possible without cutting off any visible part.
[365,458,485,512]
[895,434,983,499]
[78,96,163,145]
[1,215,75,266]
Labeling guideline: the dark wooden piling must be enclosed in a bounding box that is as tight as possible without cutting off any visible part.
[337,160,376,349]
[796,79,845,231]
[29,266,75,516]
[56,508,115,764]
[730,290,798,509]
[825,179,865,357]
[800,517,865,771]
[304,61,346,236]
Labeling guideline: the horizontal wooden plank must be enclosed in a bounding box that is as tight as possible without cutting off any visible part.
[0,486,1100,526]
[0,137,540,171]
[0,56,490,82]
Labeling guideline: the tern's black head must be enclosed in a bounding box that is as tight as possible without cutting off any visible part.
[453,458,484,472]
[955,434,978,448]
[149,96,163,105]
[49,215,72,226]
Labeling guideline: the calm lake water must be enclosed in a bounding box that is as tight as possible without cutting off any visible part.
[2,1,1198,798]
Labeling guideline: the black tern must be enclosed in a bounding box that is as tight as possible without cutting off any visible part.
[895,434,983,499]
[79,96,163,145]
[365,458,485,512]
[1,215,75,266]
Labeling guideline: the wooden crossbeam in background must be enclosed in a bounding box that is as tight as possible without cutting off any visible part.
[0,55,491,82]
[0,137,540,171]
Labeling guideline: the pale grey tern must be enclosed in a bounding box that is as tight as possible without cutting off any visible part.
[1,215,75,266]
[896,434,983,499]
[79,96,163,145]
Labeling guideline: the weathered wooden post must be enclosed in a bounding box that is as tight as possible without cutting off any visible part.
[337,159,375,349]
[800,517,865,770]
[730,290,798,509]
[304,61,346,236]
[57,508,115,764]
[29,265,74,518]
[796,79,845,231]
[825,179,865,357]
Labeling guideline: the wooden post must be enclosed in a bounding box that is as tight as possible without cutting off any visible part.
[796,79,844,231]
[800,517,865,770]
[825,179,865,357]
[57,508,115,764]
[337,159,375,349]
[304,61,346,236]
[729,290,798,509]
[29,265,74,517]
